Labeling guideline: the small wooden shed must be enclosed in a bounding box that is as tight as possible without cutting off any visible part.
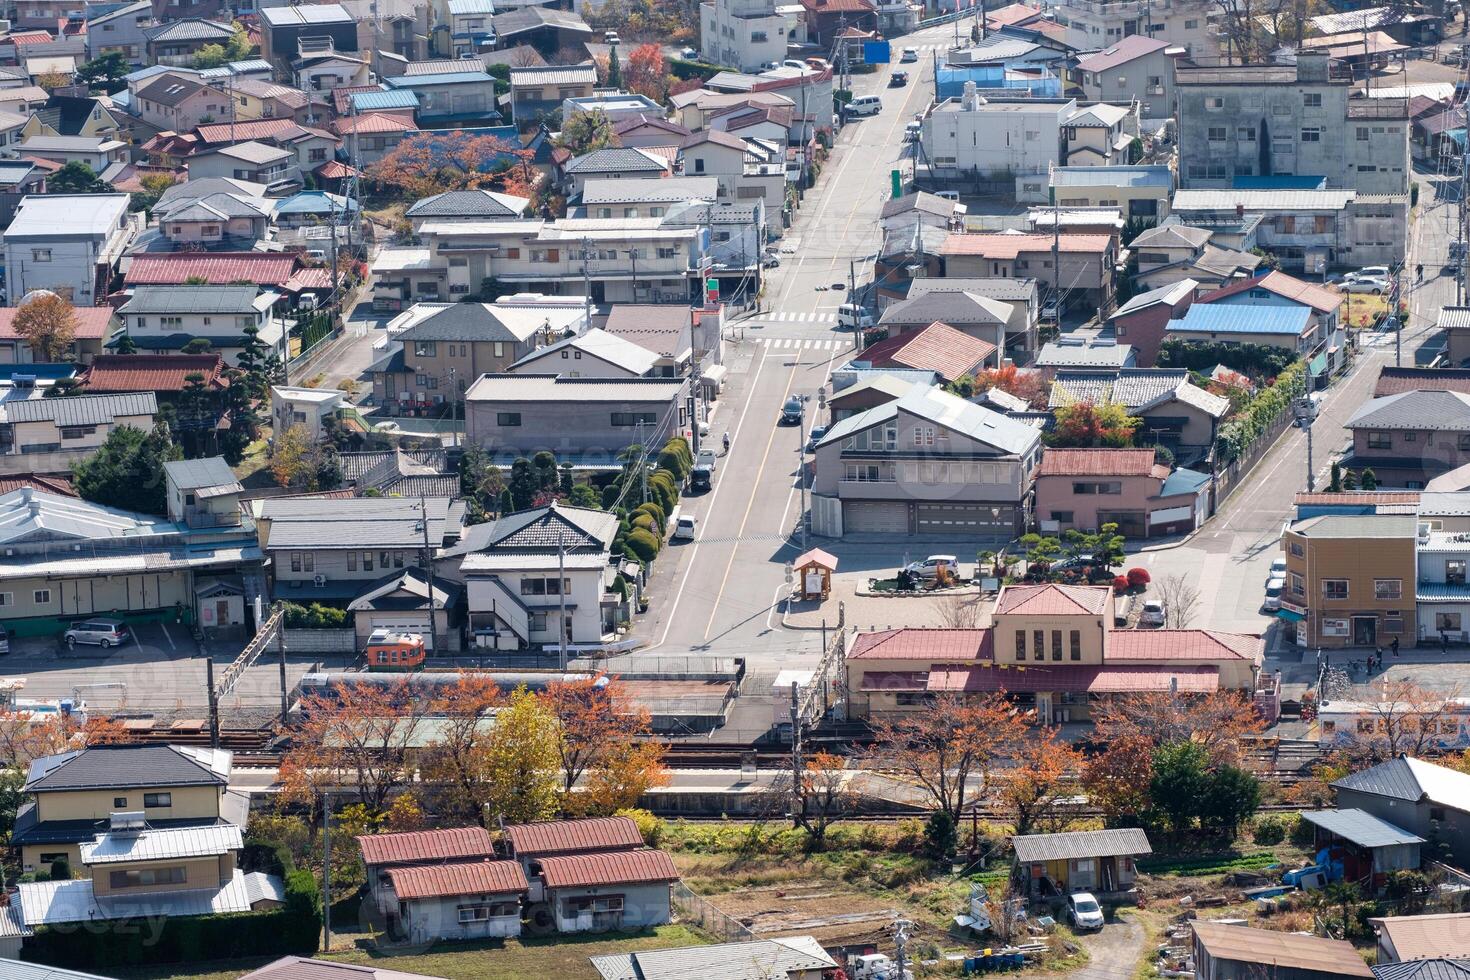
[793,548,838,600]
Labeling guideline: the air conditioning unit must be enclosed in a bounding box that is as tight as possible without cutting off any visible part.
[313,574,327,588]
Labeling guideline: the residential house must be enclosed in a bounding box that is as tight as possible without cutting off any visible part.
[446,0,497,56]
[488,6,594,60]
[877,290,1022,361]
[144,18,235,66]
[0,161,46,227]
[1047,0,1221,57]
[406,189,530,229]
[12,744,244,871]
[1175,53,1409,197]
[1034,447,1212,537]
[800,0,875,44]
[230,78,327,126]
[16,135,128,172]
[678,130,784,239]
[1190,921,1374,980]
[509,330,661,379]
[699,0,795,72]
[340,0,429,63]
[851,321,997,382]
[132,74,231,133]
[1034,341,1136,378]
[559,146,672,200]
[1438,308,1470,368]
[578,176,719,215]
[162,456,244,538]
[1012,828,1151,899]
[1130,226,1214,277]
[371,301,563,409]
[384,860,527,944]
[602,304,698,376]
[0,305,115,363]
[534,849,676,932]
[187,141,298,196]
[1344,390,1470,488]
[333,112,419,168]
[347,566,462,651]
[921,96,1075,189]
[463,376,690,462]
[905,277,1038,344]
[1062,102,1141,168]
[1415,528,1470,644]
[384,69,501,128]
[294,51,373,93]
[0,391,157,470]
[844,584,1265,721]
[1372,912,1470,962]
[259,4,358,71]
[75,356,230,433]
[1076,36,1178,120]
[0,199,137,312]
[253,496,461,601]
[443,503,623,649]
[1334,757,1470,871]
[509,64,597,130]
[1279,514,1418,648]
[810,383,1042,538]
[939,232,1117,317]
[270,385,349,441]
[1191,269,1340,332]
[1164,303,1321,355]
[150,190,273,248]
[1048,368,1230,462]
[592,937,838,980]
[881,192,966,238]
[609,112,692,148]
[116,285,282,364]
[1049,164,1174,222]
[358,826,500,921]
[1108,279,1197,367]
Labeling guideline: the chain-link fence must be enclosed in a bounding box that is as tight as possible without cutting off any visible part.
[671,881,753,943]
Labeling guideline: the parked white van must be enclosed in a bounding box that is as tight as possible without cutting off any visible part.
[846,95,882,117]
[837,303,875,328]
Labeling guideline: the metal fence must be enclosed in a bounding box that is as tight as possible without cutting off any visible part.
[671,881,753,943]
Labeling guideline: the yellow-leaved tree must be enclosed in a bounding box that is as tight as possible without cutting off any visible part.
[480,687,561,825]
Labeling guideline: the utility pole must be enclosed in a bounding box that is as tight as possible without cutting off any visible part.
[557,528,567,671]
[205,656,218,749]
[581,236,594,328]
[788,680,803,827]
[796,395,808,550]
[449,366,458,447]
[1295,396,1318,492]
[849,259,859,352]
[419,496,439,653]
[1050,184,1060,336]
[322,789,334,953]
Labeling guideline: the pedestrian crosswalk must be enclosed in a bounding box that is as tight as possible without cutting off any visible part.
[751,311,837,324]
[761,338,851,351]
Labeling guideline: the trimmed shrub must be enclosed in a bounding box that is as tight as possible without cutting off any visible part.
[625,528,659,563]
[631,513,657,534]
[48,858,70,881]
[282,601,347,629]
[634,501,666,533]
[1112,575,1129,594]
[1251,814,1288,845]
[1126,567,1151,588]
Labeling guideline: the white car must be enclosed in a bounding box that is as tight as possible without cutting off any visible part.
[673,515,698,540]
[1139,599,1166,627]
[1264,576,1286,612]
[1269,557,1287,579]
[1343,276,1390,294]
[900,47,919,62]
[1067,893,1105,931]
[903,555,958,582]
[1350,265,1391,281]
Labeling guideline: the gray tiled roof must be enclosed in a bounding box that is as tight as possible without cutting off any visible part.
[880,290,1010,326]
[509,64,597,87]
[338,449,447,482]
[1375,960,1470,980]
[398,303,524,343]
[25,744,226,792]
[406,189,528,218]
[563,147,666,175]
[137,74,212,108]
[581,176,719,206]
[488,503,618,550]
[143,18,234,42]
[1291,514,1419,539]
[907,277,1037,302]
[1011,827,1152,863]
[1036,342,1134,368]
[1347,390,1470,432]
[7,391,156,427]
[119,285,263,315]
[591,937,836,980]
[258,497,454,549]
[1129,224,1211,250]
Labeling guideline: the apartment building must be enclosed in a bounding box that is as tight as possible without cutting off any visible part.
[921,94,1074,188]
[1076,35,1179,121]
[1049,0,1222,59]
[1280,513,1418,648]
[1175,53,1410,197]
[3,193,139,305]
[700,0,793,72]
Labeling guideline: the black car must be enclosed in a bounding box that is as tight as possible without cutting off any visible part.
[781,396,804,425]
[889,71,908,87]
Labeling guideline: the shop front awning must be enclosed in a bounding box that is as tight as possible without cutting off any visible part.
[1276,609,1304,623]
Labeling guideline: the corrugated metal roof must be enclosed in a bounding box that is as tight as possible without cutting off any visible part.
[357,826,494,866]
[1049,165,1172,188]
[80,823,243,864]
[1192,922,1374,977]
[1039,448,1158,477]
[163,457,239,495]
[6,391,157,427]
[387,859,527,899]
[351,89,420,111]
[505,816,644,857]
[239,955,452,980]
[1166,303,1313,336]
[1172,189,1357,211]
[125,251,297,288]
[260,496,455,549]
[260,3,353,25]
[1035,341,1135,367]
[1439,307,1470,330]
[1371,914,1470,964]
[1012,828,1152,863]
[537,847,679,889]
[590,937,837,980]
[1336,757,1470,812]
[1374,960,1470,980]
[384,72,494,89]
[464,375,685,404]
[1291,514,1419,539]
[17,870,282,926]
[509,64,597,87]
[1299,808,1423,848]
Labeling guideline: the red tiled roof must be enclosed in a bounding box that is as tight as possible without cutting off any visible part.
[858,320,996,379]
[1293,490,1422,505]
[284,268,333,292]
[986,2,1043,26]
[504,816,643,858]
[1038,448,1161,478]
[7,30,54,45]
[0,305,115,341]
[387,860,527,899]
[928,663,1220,694]
[357,827,494,867]
[793,547,837,570]
[799,0,876,12]
[20,156,61,173]
[125,252,300,287]
[315,159,360,179]
[1374,367,1470,397]
[847,628,993,662]
[995,583,1110,616]
[194,117,303,145]
[940,233,1113,258]
[79,354,228,392]
[537,848,679,889]
[1076,35,1170,73]
[1106,630,1263,662]
[0,473,75,496]
[1195,270,1342,314]
[333,112,418,135]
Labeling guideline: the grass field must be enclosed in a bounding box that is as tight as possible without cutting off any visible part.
[114,925,712,980]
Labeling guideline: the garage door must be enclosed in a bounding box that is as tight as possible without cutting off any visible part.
[844,501,909,534]
[917,503,1017,536]
[368,615,434,650]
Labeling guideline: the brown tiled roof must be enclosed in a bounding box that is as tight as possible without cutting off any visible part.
[125,252,300,287]
[194,117,303,145]
[1190,922,1373,978]
[1037,448,1160,478]
[0,473,75,496]
[536,848,679,889]
[333,112,418,136]
[1106,630,1263,662]
[357,827,494,866]
[995,583,1110,616]
[504,816,643,858]
[1374,366,1470,397]
[0,305,114,341]
[386,860,527,899]
[847,628,993,662]
[858,320,996,379]
[78,354,228,393]
[1294,490,1421,505]
[1195,270,1342,314]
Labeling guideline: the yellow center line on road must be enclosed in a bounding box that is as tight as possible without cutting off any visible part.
[702,347,807,641]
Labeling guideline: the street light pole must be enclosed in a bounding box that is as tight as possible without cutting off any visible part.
[797,394,809,550]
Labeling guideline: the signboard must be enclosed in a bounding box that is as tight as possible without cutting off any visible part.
[705,277,719,304]
[1280,600,1308,616]
[1322,618,1350,637]
[863,40,891,64]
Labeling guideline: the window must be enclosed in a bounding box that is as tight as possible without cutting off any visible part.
[1432,806,1448,822]
[309,147,326,161]
[1357,126,1370,141]
[33,589,49,604]
[1015,630,1026,661]
[1032,629,1044,661]
[1374,579,1402,600]
[913,426,935,447]
[1051,630,1062,661]
[1303,92,1322,107]
[530,611,548,632]
[110,866,186,889]
[1438,613,1462,633]
[362,551,373,571]
[611,412,657,426]
[347,551,357,571]
[1406,432,1418,443]
[1300,127,1322,142]
[113,797,127,808]
[1449,560,1466,585]
[1323,579,1349,600]
[1207,126,1227,142]
[290,552,302,573]
[1367,431,1392,450]
[60,425,96,440]
[497,412,522,426]
[143,792,172,807]
[1185,18,1199,27]
[1204,96,1222,109]
[1050,510,1074,523]
[1290,572,1304,597]
[30,249,49,262]
[1237,125,1255,141]
[414,341,437,357]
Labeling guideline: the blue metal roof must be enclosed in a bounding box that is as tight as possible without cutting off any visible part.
[1166,303,1312,336]
[1158,466,1211,497]
[351,89,420,111]
[384,72,494,88]
[275,191,359,215]
[1299,808,1423,848]
[448,0,497,13]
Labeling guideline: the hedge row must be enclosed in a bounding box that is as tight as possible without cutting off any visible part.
[21,867,320,969]
[1214,358,1308,464]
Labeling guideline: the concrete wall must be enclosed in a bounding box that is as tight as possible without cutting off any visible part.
[282,627,357,653]
[1081,49,1175,120]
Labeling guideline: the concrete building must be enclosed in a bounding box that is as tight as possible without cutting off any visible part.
[1049,0,1222,60]
[1050,164,1173,222]
[1034,448,1211,537]
[508,65,597,129]
[270,386,348,441]
[3,193,138,305]
[1076,35,1179,121]
[86,0,154,64]
[1175,53,1409,197]
[463,375,690,462]
[1279,513,1418,648]
[921,93,1074,186]
[809,382,1042,538]
[700,0,794,72]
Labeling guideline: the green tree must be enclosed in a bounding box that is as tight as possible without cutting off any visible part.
[1361,468,1378,491]
[508,456,538,511]
[625,527,659,563]
[46,160,109,195]
[1343,468,1359,491]
[192,43,228,68]
[1329,461,1342,492]
[555,109,617,155]
[568,484,601,508]
[480,688,561,825]
[72,422,182,515]
[1199,763,1261,836]
[607,45,622,88]
[114,332,138,355]
[498,487,513,516]
[75,51,129,93]
[1149,740,1210,832]
[1019,533,1062,574]
[531,450,558,493]
[0,767,23,841]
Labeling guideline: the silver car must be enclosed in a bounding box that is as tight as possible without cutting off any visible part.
[64,618,131,649]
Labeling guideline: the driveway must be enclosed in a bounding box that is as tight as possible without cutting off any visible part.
[1067,916,1145,980]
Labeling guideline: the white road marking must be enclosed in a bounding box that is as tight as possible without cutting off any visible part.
[160,624,176,651]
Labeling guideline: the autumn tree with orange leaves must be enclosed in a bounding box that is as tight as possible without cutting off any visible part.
[863,692,1029,824]
[1323,678,1464,767]
[951,364,1049,409]
[996,726,1082,835]
[0,709,126,768]
[368,131,534,202]
[543,676,668,816]
[624,43,670,102]
[421,676,502,823]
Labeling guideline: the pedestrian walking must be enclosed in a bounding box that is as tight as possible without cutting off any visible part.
[1443,630,1451,653]
[1392,637,1401,658]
